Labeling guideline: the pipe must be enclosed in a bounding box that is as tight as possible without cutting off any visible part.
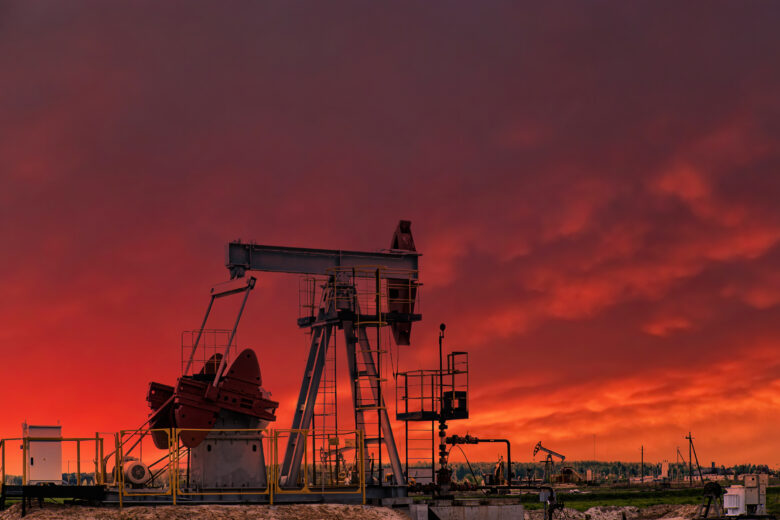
[478,438,512,483]
[445,434,512,484]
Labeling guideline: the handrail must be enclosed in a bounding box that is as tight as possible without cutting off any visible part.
[0,436,103,486]
[102,396,174,469]
[3,427,366,505]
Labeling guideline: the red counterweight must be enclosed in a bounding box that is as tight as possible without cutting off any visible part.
[147,348,278,449]
[387,220,418,345]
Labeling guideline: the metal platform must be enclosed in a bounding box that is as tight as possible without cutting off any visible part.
[1,484,106,515]
[101,484,406,506]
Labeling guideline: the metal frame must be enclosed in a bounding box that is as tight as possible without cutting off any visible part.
[279,270,410,487]
[396,352,469,483]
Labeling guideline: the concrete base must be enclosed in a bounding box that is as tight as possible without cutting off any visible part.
[190,411,268,489]
[381,497,413,507]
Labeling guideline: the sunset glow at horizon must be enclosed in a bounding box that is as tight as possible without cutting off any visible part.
[2,2,780,467]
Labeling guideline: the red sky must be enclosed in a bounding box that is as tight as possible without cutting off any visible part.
[2,1,780,467]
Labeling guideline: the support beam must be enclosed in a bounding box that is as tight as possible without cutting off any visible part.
[226,243,419,279]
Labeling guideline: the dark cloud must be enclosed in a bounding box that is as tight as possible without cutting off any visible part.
[1,1,779,463]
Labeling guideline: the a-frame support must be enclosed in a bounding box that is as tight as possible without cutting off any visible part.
[279,276,406,487]
[278,289,334,486]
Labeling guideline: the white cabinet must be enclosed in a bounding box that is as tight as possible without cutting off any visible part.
[23,424,62,484]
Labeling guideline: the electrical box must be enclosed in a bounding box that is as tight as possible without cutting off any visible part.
[442,390,468,420]
[22,423,62,484]
[736,474,768,515]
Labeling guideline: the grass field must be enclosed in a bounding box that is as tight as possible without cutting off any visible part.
[517,485,780,515]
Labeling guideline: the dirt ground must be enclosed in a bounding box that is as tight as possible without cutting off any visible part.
[0,503,408,520]
[0,503,701,520]
[525,504,699,520]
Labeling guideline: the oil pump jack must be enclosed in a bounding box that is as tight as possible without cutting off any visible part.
[230,221,421,490]
[534,442,565,483]
[146,221,421,494]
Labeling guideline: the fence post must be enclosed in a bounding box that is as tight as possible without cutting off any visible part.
[76,440,81,486]
[116,432,123,509]
[171,429,177,505]
[361,429,366,505]
[272,429,276,504]
[22,439,27,485]
[94,433,100,485]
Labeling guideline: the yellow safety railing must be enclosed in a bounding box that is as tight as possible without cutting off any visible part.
[2,427,366,506]
[272,429,311,496]
[116,428,176,506]
[272,429,365,504]
[0,435,105,487]
[0,434,105,486]
[0,438,7,486]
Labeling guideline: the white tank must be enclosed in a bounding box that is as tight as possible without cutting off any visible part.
[724,485,746,516]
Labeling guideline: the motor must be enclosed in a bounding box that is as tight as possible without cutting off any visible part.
[122,457,151,487]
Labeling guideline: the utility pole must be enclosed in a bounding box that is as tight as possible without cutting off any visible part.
[685,431,704,485]
[641,445,644,484]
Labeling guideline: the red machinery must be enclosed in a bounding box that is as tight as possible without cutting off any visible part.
[387,220,418,345]
[146,350,278,449]
[145,276,278,449]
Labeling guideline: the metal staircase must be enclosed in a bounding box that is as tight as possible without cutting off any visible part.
[311,328,338,485]
[350,324,387,483]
